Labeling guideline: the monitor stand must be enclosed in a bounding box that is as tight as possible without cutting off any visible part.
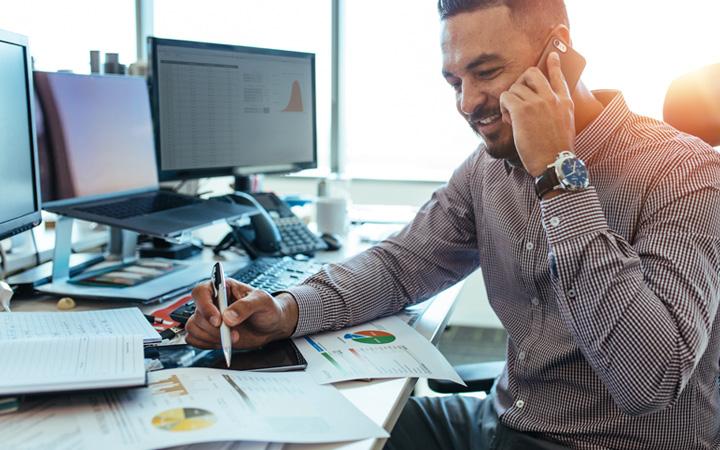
[233,173,263,193]
[234,174,252,192]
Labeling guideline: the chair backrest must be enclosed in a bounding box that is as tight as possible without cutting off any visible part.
[663,63,720,147]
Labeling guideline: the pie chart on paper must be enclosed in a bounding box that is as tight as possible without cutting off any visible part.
[152,407,217,432]
[343,330,396,345]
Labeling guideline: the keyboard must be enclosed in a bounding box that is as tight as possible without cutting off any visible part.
[170,257,324,324]
[77,192,202,220]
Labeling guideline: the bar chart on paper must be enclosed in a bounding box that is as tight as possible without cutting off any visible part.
[296,315,463,385]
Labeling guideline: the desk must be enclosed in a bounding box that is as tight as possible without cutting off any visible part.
[10,223,462,450]
[288,283,462,450]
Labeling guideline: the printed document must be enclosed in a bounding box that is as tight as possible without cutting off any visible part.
[294,315,464,384]
[0,368,387,449]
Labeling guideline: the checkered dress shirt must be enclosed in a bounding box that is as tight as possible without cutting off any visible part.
[287,91,720,449]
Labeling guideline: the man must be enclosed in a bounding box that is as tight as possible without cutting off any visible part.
[186,1,720,448]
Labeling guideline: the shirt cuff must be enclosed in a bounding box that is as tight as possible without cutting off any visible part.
[540,187,609,243]
[279,285,324,338]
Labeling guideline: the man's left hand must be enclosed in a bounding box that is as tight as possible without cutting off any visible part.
[499,52,576,177]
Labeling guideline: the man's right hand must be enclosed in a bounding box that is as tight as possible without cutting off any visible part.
[185,279,299,350]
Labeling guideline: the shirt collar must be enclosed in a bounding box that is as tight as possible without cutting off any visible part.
[503,160,513,175]
[574,90,632,163]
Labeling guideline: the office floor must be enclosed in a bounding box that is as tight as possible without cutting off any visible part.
[437,326,507,366]
[414,326,507,398]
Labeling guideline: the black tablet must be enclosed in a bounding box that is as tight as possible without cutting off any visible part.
[144,339,307,372]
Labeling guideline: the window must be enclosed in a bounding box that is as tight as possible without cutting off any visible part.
[153,0,333,175]
[341,0,478,181]
[0,1,136,73]
[566,0,720,119]
[341,1,720,181]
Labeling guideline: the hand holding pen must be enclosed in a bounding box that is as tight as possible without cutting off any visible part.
[211,262,232,367]
[185,275,300,351]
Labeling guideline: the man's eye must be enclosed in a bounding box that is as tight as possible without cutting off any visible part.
[446,79,461,92]
[476,68,501,79]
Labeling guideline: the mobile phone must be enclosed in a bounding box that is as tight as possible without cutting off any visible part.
[144,339,308,372]
[536,34,586,93]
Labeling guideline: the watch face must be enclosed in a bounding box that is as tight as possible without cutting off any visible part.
[559,157,589,190]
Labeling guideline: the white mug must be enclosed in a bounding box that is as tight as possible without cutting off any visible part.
[316,197,348,236]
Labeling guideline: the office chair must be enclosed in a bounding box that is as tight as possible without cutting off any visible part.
[663,63,720,147]
[428,360,505,394]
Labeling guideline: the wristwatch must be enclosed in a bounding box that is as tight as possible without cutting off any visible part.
[534,151,589,199]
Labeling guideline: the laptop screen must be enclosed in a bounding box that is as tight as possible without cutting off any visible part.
[35,72,159,206]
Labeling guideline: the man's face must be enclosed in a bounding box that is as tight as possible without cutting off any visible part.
[441,6,538,163]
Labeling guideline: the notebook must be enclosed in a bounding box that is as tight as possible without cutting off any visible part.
[0,307,161,343]
[0,334,145,396]
[0,308,158,395]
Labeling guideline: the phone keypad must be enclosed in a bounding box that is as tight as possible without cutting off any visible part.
[277,217,328,255]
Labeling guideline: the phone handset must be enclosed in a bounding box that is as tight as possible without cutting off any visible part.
[221,192,282,258]
[536,33,586,93]
[214,192,330,258]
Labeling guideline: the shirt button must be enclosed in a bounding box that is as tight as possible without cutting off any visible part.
[515,400,525,409]
[567,288,577,298]
[525,241,535,251]
[518,351,526,360]
[550,217,561,227]
[531,297,540,306]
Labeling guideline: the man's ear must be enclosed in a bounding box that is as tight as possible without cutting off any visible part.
[551,24,572,46]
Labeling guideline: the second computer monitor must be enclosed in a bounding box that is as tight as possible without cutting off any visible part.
[148,37,317,181]
[0,29,41,241]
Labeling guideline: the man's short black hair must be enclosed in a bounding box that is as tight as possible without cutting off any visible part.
[437,0,569,41]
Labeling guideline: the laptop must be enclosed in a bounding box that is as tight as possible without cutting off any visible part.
[34,72,253,239]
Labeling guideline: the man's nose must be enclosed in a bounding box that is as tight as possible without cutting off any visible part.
[459,83,487,117]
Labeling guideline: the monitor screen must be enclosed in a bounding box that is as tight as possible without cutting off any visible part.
[148,37,317,181]
[34,72,159,207]
[0,30,41,241]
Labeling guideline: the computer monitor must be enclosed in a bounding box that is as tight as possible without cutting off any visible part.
[0,29,42,241]
[33,72,159,208]
[147,37,317,181]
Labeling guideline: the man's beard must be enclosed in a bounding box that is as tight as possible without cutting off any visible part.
[467,112,522,167]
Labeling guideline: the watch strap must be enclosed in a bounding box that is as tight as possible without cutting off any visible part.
[534,166,560,199]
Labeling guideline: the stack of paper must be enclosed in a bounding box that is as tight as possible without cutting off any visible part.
[0,368,387,449]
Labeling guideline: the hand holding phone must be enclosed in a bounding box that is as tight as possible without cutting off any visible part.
[499,34,582,176]
[536,34,586,93]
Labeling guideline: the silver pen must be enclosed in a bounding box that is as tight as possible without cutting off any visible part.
[211,261,232,367]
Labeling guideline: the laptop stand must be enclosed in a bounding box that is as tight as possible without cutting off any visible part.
[51,215,138,283]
